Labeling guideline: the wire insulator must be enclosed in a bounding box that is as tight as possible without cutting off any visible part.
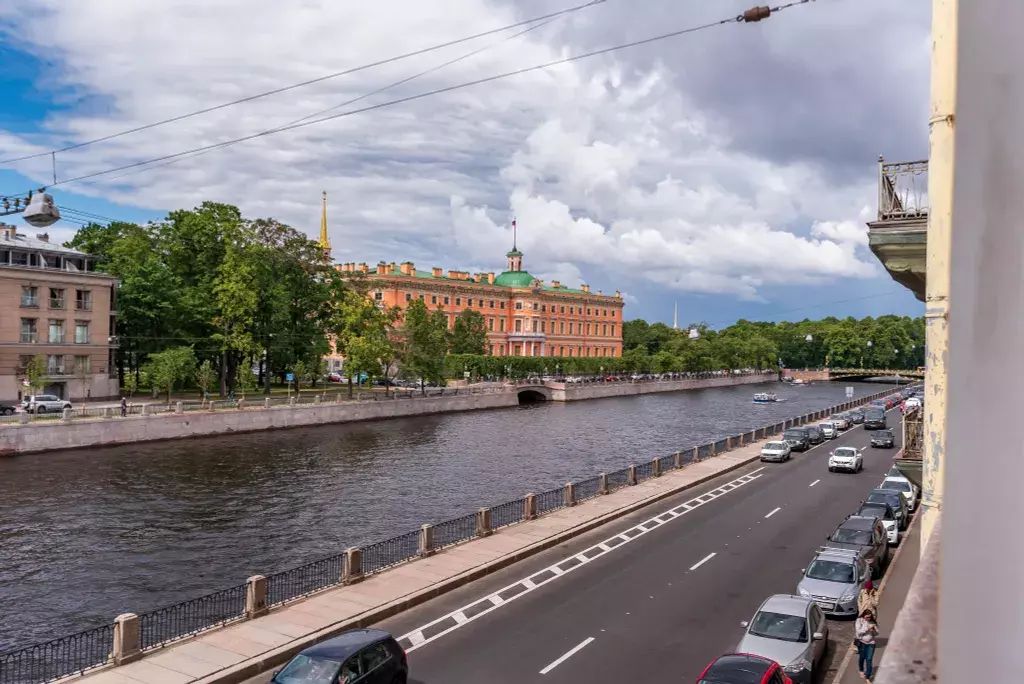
[741,6,772,22]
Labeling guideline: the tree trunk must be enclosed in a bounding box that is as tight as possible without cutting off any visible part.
[219,350,228,397]
[347,376,353,398]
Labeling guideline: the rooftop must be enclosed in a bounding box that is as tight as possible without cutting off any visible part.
[1,224,90,257]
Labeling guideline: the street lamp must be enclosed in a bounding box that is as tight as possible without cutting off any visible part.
[1,190,61,227]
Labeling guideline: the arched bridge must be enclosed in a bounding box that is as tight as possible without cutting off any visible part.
[828,368,924,381]
[515,386,552,404]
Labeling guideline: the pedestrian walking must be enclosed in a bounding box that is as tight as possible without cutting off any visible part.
[858,579,879,620]
[855,609,879,680]
[120,396,127,418]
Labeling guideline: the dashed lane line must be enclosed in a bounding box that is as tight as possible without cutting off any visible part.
[809,479,821,487]
[397,468,765,653]
[539,637,595,675]
[689,552,717,571]
[765,507,781,519]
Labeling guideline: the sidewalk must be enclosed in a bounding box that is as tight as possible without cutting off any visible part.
[839,515,922,683]
[75,443,767,684]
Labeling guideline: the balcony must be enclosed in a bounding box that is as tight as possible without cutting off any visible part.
[867,157,928,301]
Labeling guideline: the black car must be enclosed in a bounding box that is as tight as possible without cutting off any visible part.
[272,629,408,684]
[825,515,889,578]
[871,429,895,448]
[867,489,909,530]
[805,425,824,445]
[863,407,887,430]
[783,427,811,452]
[0,403,16,416]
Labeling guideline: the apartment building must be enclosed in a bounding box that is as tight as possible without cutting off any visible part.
[0,224,119,402]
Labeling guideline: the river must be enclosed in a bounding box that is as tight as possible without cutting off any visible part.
[0,380,889,651]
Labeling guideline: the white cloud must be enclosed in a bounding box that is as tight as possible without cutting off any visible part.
[0,0,923,300]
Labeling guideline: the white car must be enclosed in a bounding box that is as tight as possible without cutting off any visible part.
[828,446,863,473]
[20,394,72,413]
[880,476,919,511]
[760,441,792,463]
[818,422,838,439]
[830,414,851,430]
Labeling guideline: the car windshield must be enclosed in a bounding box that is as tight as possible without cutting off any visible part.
[867,491,902,509]
[784,430,805,439]
[831,528,873,545]
[859,504,890,519]
[873,431,892,438]
[748,610,808,642]
[882,480,913,493]
[275,655,342,684]
[834,448,857,458]
[865,409,884,419]
[806,559,855,582]
[764,442,786,450]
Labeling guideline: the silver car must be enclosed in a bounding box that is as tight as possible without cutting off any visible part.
[796,547,870,617]
[737,595,829,684]
[818,422,838,439]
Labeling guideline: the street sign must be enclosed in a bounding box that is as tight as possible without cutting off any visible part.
[286,373,294,382]
[845,386,854,398]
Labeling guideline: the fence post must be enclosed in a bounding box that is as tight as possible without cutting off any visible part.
[652,457,661,477]
[18,412,29,424]
[674,450,683,468]
[314,395,322,405]
[237,398,245,410]
[112,613,142,665]
[692,446,699,462]
[564,481,576,507]
[289,397,296,407]
[245,575,268,618]
[175,402,183,414]
[142,404,151,417]
[264,397,271,408]
[628,464,637,485]
[103,407,112,419]
[599,473,609,494]
[418,524,435,557]
[343,547,363,584]
[476,507,492,537]
[61,407,72,423]
[524,493,537,520]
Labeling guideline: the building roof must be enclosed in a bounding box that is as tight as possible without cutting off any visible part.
[505,248,523,257]
[1,227,90,257]
[493,270,537,288]
[368,266,612,298]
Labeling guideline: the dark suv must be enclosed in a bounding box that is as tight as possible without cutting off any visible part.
[272,629,408,684]
[863,407,887,430]
[825,515,889,578]
[783,427,811,452]
[805,425,824,445]
[871,429,895,448]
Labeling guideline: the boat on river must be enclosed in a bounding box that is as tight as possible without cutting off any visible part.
[753,392,780,403]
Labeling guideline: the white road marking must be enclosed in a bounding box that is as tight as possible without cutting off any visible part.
[809,479,821,487]
[452,611,468,625]
[398,469,763,653]
[540,637,595,675]
[689,552,717,571]
[765,507,781,519]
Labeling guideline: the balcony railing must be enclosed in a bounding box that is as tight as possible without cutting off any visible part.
[20,333,38,343]
[878,157,929,221]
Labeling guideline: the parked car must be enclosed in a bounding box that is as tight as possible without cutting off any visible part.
[880,475,919,512]
[863,407,887,430]
[817,422,837,440]
[830,414,851,430]
[856,501,900,545]
[0,403,16,415]
[870,429,895,448]
[825,515,889,578]
[805,426,824,445]
[797,547,870,617]
[736,595,828,684]
[866,489,910,530]
[697,653,792,684]
[827,446,863,473]
[20,394,72,413]
[782,428,811,452]
[848,407,865,425]
[271,629,408,684]
[761,441,793,463]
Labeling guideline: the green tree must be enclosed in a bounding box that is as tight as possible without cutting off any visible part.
[195,360,216,405]
[401,300,450,392]
[450,310,488,355]
[24,354,48,397]
[234,361,257,399]
[143,346,197,403]
[291,359,310,392]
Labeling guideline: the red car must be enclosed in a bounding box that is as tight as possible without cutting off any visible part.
[697,653,792,684]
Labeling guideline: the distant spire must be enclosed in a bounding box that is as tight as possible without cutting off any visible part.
[319,191,331,260]
[673,302,678,329]
[512,217,517,250]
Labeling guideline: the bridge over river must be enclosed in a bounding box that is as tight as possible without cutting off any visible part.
[0,379,882,652]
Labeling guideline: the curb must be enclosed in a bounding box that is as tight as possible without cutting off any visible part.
[186,452,766,684]
[831,506,920,683]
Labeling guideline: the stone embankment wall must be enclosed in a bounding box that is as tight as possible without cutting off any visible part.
[780,369,831,382]
[550,372,771,401]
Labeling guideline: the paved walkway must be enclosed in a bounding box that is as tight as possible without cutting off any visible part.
[77,443,768,684]
[838,514,922,683]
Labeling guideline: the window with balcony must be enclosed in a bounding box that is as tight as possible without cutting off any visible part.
[75,356,91,374]
[611,324,616,337]
[587,323,592,335]
[540,320,546,333]
[532,319,538,332]
[500,301,505,309]
[50,288,65,309]
[48,319,65,344]
[560,321,565,334]
[20,318,37,343]
[12,251,28,266]
[515,319,522,332]
[75,321,90,344]
[46,354,65,375]
[76,289,92,311]
[21,286,38,307]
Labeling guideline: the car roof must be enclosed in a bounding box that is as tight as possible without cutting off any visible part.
[868,488,903,501]
[758,594,812,617]
[300,629,392,660]
[883,475,910,483]
[834,445,857,451]
[701,653,774,683]
[838,515,878,531]
[815,549,859,563]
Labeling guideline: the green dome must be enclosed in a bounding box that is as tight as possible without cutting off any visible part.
[494,270,537,288]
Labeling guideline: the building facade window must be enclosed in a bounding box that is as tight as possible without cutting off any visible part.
[48,319,65,344]
[443,296,450,305]
[21,286,38,307]
[515,301,523,310]
[500,319,506,332]
[374,291,383,301]
[488,318,494,331]
[515,319,522,332]
[20,318,37,343]
[418,294,424,301]
[46,354,64,375]
[75,321,90,344]
[431,295,437,304]
[456,297,462,306]
[75,289,92,311]
[75,355,91,374]
[489,300,495,308]
[405,293,412,302]
[500,301,506,309]
[50,288,65,309]
[560,321,565,334]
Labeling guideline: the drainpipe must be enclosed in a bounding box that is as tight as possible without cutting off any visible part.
[921,0,957,552]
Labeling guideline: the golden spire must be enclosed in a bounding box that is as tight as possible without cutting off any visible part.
[319,190,331,259]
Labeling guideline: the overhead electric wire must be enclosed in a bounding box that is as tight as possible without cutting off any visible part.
[76,14,561,186]
[57,205,119,223]
[0,0,608,166]
[42,0,817,189]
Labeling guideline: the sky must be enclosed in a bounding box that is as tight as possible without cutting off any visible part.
[0,0,930,327]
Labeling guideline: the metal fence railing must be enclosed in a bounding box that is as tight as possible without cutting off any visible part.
[1,385,913,684]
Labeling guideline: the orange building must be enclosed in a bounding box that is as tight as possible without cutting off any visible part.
[336,245,624,358]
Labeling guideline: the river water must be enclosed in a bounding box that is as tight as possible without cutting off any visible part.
[0,380,886,651]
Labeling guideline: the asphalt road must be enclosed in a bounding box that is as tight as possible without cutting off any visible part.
[246,410,904,684]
